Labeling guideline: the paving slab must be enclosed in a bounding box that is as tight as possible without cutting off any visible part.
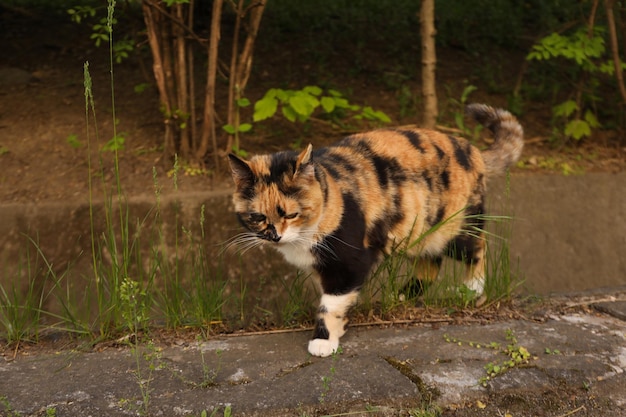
[594,300,626,321]
[1,306,626,417]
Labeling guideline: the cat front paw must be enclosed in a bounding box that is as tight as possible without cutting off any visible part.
[465,277,485,295]
[308,338,339,357]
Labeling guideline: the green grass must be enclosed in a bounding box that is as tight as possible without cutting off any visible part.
[0,138,520,350]
[0,170,520,346]
[361,193,522,315]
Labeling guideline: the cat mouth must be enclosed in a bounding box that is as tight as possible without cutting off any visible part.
[262,235,282,243]
[259,226,281,243]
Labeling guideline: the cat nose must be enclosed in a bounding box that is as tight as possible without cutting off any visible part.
[263,226,281,242]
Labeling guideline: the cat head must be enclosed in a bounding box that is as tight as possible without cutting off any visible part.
[228,144,324,245]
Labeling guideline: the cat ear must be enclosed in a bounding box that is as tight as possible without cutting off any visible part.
[228,153,254,189]
[294,144,314,179]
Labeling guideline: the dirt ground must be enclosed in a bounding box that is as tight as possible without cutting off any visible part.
[1,7,624,205]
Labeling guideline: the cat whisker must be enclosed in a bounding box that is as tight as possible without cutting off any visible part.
[291,230,341,261]
[221,232,265,255]
[325,234,360,251]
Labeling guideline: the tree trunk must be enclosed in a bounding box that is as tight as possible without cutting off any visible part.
[142,2,175,158]
[187,0,196,145]
[141,0,266,167]
[174,3,190,158]
[419,0,438,128]
[235,1,266,93]
[197,0,224,169]
[226,0,244,154]
[604,0,626,105]
[226,0,266,154]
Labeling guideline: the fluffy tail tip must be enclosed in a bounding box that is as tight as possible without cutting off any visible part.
[465,103,505,128]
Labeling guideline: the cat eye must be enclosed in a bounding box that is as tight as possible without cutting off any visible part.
[249,213,266,224]
[284,212,299,220]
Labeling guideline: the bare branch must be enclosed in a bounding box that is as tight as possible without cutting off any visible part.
[604,0,626,104]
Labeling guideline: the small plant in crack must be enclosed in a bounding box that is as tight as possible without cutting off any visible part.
[0,396,20,417]
[199,346,223,388]
[443,329,533,387]
[318,346,343,403]
[544,347,562,355]
[201,405,232,417]
[383,356,441,411]
[119,275,164,415]
[168,336,224,388]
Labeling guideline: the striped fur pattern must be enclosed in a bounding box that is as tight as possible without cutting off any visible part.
[228,103,524,357]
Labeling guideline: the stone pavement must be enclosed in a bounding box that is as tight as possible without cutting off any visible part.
[1,297,626,417]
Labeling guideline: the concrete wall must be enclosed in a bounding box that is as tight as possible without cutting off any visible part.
[1,172,624,297]
[490,172,626,294]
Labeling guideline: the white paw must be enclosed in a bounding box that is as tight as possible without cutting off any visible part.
[465,277,485,296]
[308,338,339,357]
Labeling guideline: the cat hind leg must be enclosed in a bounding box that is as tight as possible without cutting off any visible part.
[308,292,358,357]
[447,233,487,304]
[400,257,442,299]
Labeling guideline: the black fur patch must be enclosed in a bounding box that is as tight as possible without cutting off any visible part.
[430,206,446,227]
[312,318,330,340]
[315,148,359,181]
[448,135,472,171]
[446,235,480,264]
[446,204,485,264]
[266,151,298,183]
[397,129,425,153]
[314,193,378,294]
[439,169,450,189]
[421,172,434,191]
[370,154,407,189]
[434,145,445,159]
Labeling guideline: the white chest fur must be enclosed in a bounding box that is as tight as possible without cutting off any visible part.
[275,242,316,270]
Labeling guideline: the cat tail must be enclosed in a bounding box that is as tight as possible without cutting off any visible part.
[466,103,524,176]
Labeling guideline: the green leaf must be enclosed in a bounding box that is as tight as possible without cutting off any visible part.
[301,92,320,109]
[526,49,543,61]
[239,123,252,133]
[455,113,465,130]
[599,60,615,75]
[288,94,317,118]
[66,134,82,149]
[101,134,125,152]
[333,97,350,109]
[253,96,278,122]
[222,124,236,134]
[302,85,323,96]
[237,98,251,107]
[320,96,336,113]
[282,105,297,122]
[288,95,309,116]
[264,88,280,99]
[134,83,150,93]
[275,88,289,102]
[584,110,600,128]
[361,106,391,123]
[564,119,591,140]
[553,100,578,118]
[460,85,478,103]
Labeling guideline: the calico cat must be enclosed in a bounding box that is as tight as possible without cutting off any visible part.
[228,103,524,357]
